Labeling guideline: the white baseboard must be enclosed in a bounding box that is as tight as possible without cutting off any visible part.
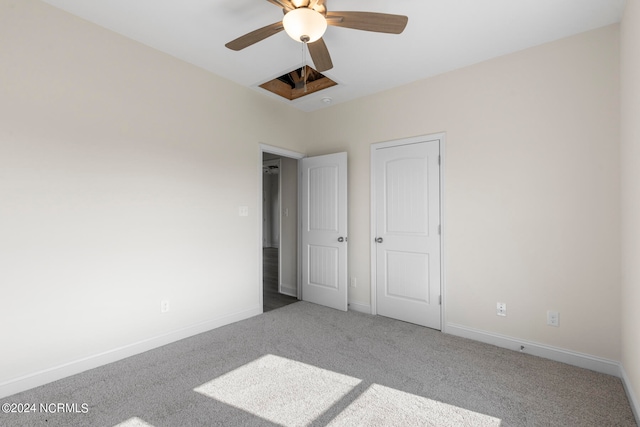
[447,323,639,424]
[0,306,262,399]
[445,322,621,377]
[620,365,640,425]
[279,285,297,297]
[348,301,371,314]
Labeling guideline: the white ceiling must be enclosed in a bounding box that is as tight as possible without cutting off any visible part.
[41,0,626,112]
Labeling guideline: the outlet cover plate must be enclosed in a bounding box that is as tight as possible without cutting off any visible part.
[547,310,559,327]
[161,300,170,313]
[497,302,507,316]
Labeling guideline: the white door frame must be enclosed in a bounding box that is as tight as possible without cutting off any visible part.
[259,144,305,311]
[370,133,447,332]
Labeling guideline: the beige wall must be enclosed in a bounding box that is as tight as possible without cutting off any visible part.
[308,25,621,360]
[0,0,307,387]
[0,0,631,404]
[621,0,640,416]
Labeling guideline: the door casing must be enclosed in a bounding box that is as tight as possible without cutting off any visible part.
[370,133,447,332]
[259,145,348,312]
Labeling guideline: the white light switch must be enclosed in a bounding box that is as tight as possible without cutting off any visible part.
[239,206,249,217]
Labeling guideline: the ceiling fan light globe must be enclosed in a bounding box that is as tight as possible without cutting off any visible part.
[282,8,327,43]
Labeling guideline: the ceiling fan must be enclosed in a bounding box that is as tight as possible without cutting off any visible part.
[225,0,408,72]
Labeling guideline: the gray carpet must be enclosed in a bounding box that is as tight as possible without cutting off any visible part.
[0,302,636,426]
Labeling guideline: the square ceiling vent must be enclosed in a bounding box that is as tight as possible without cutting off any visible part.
[260,65,337,101]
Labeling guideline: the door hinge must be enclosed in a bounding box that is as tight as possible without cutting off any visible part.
[439,295,442,305]
[438,155,441,166]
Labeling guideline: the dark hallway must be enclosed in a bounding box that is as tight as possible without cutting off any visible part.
[263,247,297,312]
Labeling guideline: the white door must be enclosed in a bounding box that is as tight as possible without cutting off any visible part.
[301,152,348,311]
[373,139,441,329]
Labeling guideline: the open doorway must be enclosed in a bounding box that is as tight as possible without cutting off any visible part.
[262,151,299,312]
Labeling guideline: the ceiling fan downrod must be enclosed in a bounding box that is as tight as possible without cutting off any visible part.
[300,36,309,92]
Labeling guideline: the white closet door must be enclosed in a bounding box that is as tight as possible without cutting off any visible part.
[374,140,441,328]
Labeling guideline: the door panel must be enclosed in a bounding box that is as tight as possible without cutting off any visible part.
[308,245,338,289]
[374,140,441,329]
[386,251,429,302]
[385,158,429,235]
[301,153,348,311]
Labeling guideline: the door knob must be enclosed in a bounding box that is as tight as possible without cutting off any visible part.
[338,236,347,242]
[375,237,383,243]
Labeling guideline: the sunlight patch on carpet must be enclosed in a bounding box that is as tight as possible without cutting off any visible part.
[328,383,501,427]
[113,417,156,427]
[194,354,361,427]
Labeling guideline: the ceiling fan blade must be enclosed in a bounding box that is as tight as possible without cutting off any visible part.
[265,0,294,12]
[307,37,333,72]
[326,11,408,34]
[225,22,284,51]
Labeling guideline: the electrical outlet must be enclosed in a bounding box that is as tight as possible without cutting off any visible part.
[497,302,507,317]
[547,310,559,327]
[161,300,170,313]
[350,277,357,288]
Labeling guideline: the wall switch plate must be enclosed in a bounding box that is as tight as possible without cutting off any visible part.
[238,206,249,217]
[497,302,507,316]
[547,310,559,327]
